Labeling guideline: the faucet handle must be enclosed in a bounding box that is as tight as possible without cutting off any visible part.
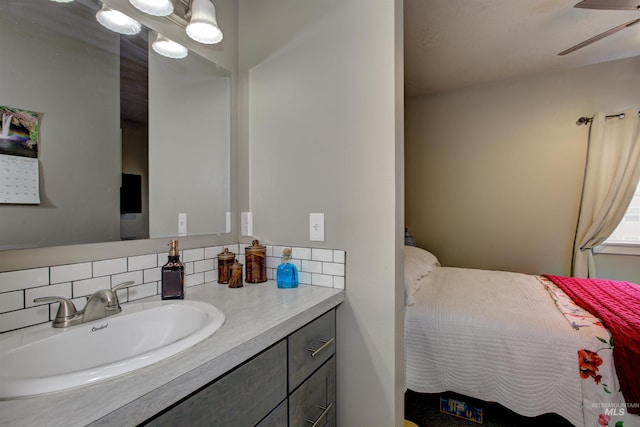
[106,280,136,308]
[112,280,135,293]
[33,296,78,327]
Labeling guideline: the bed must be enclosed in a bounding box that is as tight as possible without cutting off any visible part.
[404,245,640,427]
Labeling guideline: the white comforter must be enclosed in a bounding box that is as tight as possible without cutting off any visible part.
[405,267,584,426]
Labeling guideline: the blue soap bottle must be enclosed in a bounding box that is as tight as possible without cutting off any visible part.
[277,248,298,288]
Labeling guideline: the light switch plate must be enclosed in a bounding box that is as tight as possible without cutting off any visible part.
[309,213,325,241]
[178,213,187,236]
[241,212,253,236]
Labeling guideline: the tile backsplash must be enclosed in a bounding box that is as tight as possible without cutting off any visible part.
[0,244,346,333]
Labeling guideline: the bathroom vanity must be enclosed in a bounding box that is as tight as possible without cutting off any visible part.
[0,282,344,426]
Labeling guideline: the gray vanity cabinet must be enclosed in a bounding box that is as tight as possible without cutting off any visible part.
[140,309,336,427]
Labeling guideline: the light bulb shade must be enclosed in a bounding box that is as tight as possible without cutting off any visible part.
[129,0,174,17]
[50,0,75,3]
[186,0,223,44]
[152,33,188,59]
[96,4,141,35]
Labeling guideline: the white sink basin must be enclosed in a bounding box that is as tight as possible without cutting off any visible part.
[0,300,225,399]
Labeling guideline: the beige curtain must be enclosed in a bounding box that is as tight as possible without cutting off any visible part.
[573,108,640,277]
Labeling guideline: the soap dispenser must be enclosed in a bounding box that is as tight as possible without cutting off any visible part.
[161,239,185,299]
[277,248,298,288]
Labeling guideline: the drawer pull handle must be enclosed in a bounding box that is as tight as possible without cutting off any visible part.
[305,403,333,427]
[307,338,334,358]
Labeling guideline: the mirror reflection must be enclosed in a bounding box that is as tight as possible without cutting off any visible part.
[0,0,231,251]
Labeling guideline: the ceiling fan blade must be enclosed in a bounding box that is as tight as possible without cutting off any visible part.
[574,0,640,10]
[558,18,640,55]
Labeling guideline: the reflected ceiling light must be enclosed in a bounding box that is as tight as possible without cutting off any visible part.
[50,0,75,3]
[152,33,188,59]
[129,0,174,17]
[185,0,223,44]
[96,4,141,35]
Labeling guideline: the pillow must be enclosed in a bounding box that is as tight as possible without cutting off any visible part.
[404,245,440,306]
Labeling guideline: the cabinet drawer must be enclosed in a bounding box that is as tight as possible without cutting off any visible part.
[289,356,336,427]
[144,340,287,427]
[256,399,288,427]
[288,309,335,391]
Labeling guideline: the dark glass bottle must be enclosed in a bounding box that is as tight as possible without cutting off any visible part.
[162,239,185,300]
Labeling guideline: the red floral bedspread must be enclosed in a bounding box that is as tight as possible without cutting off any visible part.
[543,275,640,418]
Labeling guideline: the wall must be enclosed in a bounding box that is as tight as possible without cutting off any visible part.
[238,0,404,425]
[406,56,640,277]
[0,1,121,249]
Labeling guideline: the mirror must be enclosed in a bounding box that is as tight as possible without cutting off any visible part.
[0,0,231,251]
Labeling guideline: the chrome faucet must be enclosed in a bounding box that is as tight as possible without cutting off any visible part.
[34,281,135,328]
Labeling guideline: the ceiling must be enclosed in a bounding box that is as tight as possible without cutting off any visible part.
[404,0,640,98]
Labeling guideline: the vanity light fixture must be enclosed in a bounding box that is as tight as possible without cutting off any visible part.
[152,33,188,58]
[96,3,141,35]
[129,0,174,17]
[185,0,223,44]
[49,0,75,3]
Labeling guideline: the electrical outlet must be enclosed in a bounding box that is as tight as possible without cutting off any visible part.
[178,213,187,236]
[309,213,325,241]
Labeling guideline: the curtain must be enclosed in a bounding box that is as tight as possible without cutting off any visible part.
[573,108,640,277]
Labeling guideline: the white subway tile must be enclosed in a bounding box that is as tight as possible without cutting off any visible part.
[186,272,204,287]
[333,276,345,290]
[51,263,91,284]
[266,256,280,269]
[312,248,333,262]
[111,271,143,288]
[183,248,204,262]
[323,262,345,277]
[0,268,49,292]
[185,262,194,275]
[73,276,110,298]
[127,282,158,301]
[311,274,333,288]
[333,250,345,263]
[194,259,214,274]
[292,247,312,260]
[301,260,322,274]
[0,306,49,333]
[0,291,23,313]
[144,267,161,284]
[93,258,127,277]
[204,270,216,284]
[205,246,223,259]
[26,283,72,308]
[128,254,157,271]
[298,271,312,285]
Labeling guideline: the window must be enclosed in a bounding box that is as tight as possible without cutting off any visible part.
[605,181,640,244]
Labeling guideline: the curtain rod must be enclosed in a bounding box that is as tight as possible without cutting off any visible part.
[576,111,640,125]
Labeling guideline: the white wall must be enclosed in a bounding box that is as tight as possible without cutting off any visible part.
[0,1,121,249]
[406,56,640,277]
[238,0,404,425]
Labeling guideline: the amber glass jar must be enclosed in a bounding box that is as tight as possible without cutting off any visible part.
[245,240,267,283]
[217,248,235,284]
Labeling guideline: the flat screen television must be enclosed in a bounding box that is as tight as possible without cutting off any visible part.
[120,173,142,214]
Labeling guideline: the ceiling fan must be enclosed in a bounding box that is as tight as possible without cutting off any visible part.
[558,0,640,55]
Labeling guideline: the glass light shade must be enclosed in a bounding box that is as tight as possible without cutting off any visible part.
[185,0,223,44]
[96,4,141,35]
[50,0,75,3]
[129,0,174,17]
[152,34,188,59]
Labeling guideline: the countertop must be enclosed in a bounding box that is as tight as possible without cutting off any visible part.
[0,281,344,427]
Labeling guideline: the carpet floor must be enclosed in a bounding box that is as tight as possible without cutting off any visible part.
[404,390,575,427]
